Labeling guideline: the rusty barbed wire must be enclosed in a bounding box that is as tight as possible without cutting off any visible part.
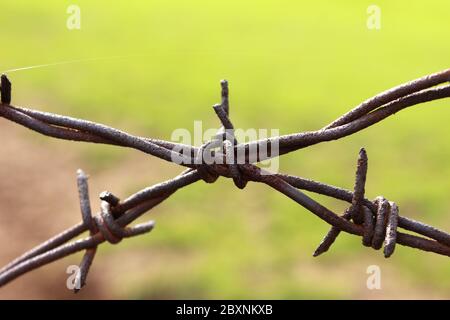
[0,69,449,292]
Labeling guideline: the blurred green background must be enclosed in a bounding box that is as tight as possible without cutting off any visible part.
[0,1,449,299]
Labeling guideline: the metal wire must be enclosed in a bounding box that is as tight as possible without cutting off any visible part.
[0,69,449,292]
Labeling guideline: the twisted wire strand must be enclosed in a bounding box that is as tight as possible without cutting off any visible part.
[0,70,449,291]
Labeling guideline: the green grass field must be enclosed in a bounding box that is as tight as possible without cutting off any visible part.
[0,1,449,298]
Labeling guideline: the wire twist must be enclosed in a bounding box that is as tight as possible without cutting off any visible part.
[313,149,400,258]
[74,170,155,292]
[195,80,248,188]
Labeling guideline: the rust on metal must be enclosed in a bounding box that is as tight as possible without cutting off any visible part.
[0,69,449,291]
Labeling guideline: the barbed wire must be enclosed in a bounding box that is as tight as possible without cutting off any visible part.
[0,69,449,292]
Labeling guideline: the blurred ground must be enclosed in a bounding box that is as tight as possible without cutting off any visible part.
[0,1,449,299]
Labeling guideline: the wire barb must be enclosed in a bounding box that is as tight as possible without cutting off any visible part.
[349,148,368,225]
[312,149,402,257]
[1,74,11,104]
[0,69,449,292]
